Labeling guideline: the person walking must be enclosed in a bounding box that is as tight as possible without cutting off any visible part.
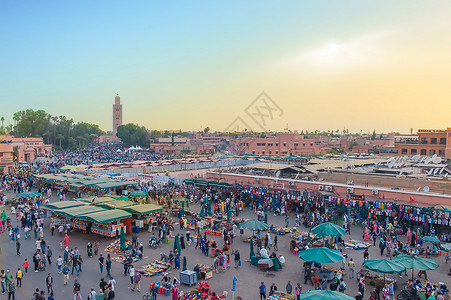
[46,273,53,294]
[348,258,355,279]
[22,259,29,273]
[234,250,240,268]
[57,256,63,274]
[74,290,82,300]
[1,269,6,293]
[273,235,278,251]
[286,281,293,294]
[62,264,70,285]
[259,282,266,300]
[7,281,15,300]
[88,287,97,300]
[47,246,53,266]
[73,279,81,295]
[99,254,104,274]
[50,221,55,236]
[295,283,302,300]
[129,265,135,287]
[304,267,313,285]
[131,271,141,292]
[105,256,112,279]
[15,240,20,256]
[15,269,22,288]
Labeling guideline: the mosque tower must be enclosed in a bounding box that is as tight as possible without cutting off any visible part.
[112,93,123,138]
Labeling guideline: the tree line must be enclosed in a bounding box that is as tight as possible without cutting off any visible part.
[0,109,104,149]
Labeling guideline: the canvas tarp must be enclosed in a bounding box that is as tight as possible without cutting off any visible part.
[53,205,107,220]
[41,201,85,210]
[122,204,163,215]
[83,209,132,224]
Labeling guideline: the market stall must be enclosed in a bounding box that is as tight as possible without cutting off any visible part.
[344,239,372,250]
[122,203,164,232]
[53,205,107,232]
[105,238,133,253]
[197,264,213,280]
[269,291,295,300]
[83,209,132,236]
[137,260,171,277]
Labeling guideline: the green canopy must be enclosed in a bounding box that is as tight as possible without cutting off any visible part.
[120,226,125,250]
[122,204,163,215]
[53,205,107,220]
[16,191,42,198]
[173,196,191,203]
[298,247,343,264]
[97,200,137,210]
[41,201,85,210]
[312,222,346,237]
[129,191,148,197]
[83,209,132,224]
[392,254,439,271]
[299,290,355,300]
[364,259,405,274]
[174,235,181,255]
[441,243,451,251]
[422,236,440,243]
[239,219,269,231]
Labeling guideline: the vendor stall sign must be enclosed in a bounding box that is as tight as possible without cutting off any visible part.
[271,182,284,189]
[112,223,124,229]
[351,195,365,201]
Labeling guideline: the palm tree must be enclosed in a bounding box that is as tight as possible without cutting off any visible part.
[0,116,4,128]
[56,134,64,149]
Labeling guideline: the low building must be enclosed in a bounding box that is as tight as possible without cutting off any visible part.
[393,128,451,158]
[0,135,52,173]
[235,132,325,156]
[0,141,14,174]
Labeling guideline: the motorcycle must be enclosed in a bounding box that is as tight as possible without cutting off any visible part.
[149,238,161,248]
[397,288,414,300]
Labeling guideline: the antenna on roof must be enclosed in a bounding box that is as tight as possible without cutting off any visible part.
[423,186,430,193]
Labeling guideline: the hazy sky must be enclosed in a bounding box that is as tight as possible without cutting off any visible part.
[1,1,451,133]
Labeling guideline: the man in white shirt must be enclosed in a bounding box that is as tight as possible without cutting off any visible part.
[108,277,116,291]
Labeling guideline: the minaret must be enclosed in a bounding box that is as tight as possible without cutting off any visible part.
[112,93,122,138]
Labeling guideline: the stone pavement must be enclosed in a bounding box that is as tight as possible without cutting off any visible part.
[1,192,450,299]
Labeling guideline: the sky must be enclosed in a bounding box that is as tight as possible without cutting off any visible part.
[1,1,451,133]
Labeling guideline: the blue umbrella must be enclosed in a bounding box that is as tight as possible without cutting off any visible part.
[422,236,440,243]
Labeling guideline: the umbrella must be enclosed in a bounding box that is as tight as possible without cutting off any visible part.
[129,191,147,197]
[364,259,405,274]
[441,243,451,251]
[182,256,187,271]
[173,235,181,255]
[312,222,346,237]
[239,219,269,231]
[392,254,439,279]
[422,236,440,243]
[264,213,268,224]
[120,226,125,250]
[298,247,343,264]
[299,290,355,300]
[16,191,42,198]
[392,255,439,271]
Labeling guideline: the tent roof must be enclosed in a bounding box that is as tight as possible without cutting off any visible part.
[97,200,137,209]
[54,205,107,220]
[83,209,132,224]
[122,204,164,215]
[41,201,85,210]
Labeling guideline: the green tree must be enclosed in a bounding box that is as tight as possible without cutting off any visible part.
[371,129,376,140]
[203,127,210,133]
[116,123,150,147]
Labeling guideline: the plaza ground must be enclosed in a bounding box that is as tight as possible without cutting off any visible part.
[1,191,450,299]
